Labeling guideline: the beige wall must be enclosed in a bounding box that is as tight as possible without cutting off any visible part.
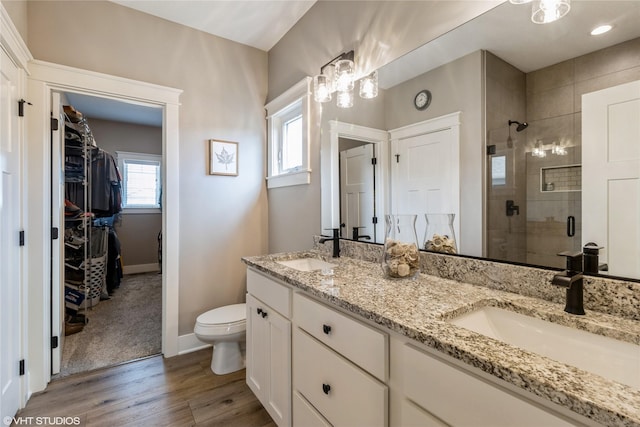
[267,1,499,253]
[88,118,162,267]
[26,1,268,335]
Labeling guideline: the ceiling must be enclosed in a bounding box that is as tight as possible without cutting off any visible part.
[111,0,317,52]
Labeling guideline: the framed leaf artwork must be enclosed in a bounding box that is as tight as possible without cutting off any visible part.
[209,139,238,176]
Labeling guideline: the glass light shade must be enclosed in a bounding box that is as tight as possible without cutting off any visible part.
[359,71,378,99]
[532,0,571,24]
[336,89,354,108]
[313,74,332,103]
[334,59,355,91]
[532,141,547,158]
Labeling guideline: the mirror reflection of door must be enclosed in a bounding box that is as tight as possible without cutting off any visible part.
[583,79,640,278]
[391,127,459,249]
[339,141,376,242]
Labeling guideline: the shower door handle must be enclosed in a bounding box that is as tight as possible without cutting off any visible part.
[567,216,575,237]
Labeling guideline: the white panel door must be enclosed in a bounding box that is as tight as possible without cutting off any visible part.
[340,144,375,241]
[583,80,640,278]
[0,46,22,423]
[50,92,64,374]
[392,128,459,247]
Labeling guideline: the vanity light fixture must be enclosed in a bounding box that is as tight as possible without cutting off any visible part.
[312,50,378,108]
[591,24,613,36]
[531,0,571,24]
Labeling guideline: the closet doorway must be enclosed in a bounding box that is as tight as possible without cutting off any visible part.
[52,92,165,376]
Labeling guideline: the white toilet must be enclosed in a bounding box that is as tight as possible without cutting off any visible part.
[194,303,247,375]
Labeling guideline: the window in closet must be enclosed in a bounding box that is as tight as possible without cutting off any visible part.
[116,151,162,213]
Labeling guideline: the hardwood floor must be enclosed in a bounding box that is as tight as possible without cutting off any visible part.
[16,349,275,427]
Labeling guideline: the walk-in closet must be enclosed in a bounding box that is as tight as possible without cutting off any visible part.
[56,95,163,377]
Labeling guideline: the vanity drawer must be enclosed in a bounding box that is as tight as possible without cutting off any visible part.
[294,292,388,381]
[247,268,291,318]
[401,344,574,427]
[293,391,332,427]
[293,328,387,427]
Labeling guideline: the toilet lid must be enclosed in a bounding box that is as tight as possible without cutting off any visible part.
[197,303,246,325]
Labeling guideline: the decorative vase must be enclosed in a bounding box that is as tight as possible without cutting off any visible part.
[424,213,457,254]
[381,214,420,279]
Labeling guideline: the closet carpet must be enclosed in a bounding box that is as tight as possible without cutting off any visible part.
[59,272,162,377]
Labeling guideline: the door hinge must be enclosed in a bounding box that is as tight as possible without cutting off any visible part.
[51,117,59,131]
[372,216,378,224]
[371,157,377,165]
[395,154,400,163]
[487,145,496,155]
[51,336,59,349]
[19,359,25,376]
[18,99,32,117]
[52,227,59,240]
[19,230,25,246]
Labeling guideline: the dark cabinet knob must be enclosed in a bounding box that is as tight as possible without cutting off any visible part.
[256,308,262,315]
[323,324,332,335]
[261,310,268,318]
[322,383,331,395]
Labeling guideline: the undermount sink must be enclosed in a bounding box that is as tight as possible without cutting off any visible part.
[276,258,336,272]
[447,306,640,390]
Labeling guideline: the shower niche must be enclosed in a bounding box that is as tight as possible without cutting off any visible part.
[540,164,582,193]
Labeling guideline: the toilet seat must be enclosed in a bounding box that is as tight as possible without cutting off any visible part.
[195,303,246,336]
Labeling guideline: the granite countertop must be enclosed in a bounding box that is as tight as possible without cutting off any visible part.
[242,250,640,427]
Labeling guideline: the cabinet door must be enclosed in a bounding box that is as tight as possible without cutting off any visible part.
[246,294,269,399]
[246,293,292,427]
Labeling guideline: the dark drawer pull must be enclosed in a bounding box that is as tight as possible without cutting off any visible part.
[256,308,263,315]
[322,383,331,395]
[323,324,332,335]
[261,310,268,318]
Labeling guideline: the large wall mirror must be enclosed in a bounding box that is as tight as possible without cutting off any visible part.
[320,1,640,280]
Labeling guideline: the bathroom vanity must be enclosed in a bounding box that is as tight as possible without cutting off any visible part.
[243,248,640,427]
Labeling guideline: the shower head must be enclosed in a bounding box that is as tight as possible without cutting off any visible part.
[509,120,529,132]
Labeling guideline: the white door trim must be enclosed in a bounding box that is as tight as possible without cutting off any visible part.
[26,60,182,394]
[322,120,388,241]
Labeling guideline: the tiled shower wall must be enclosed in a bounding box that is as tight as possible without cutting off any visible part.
[486,37,640,269]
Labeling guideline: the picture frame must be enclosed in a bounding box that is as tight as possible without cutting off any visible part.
[209,139,238,176]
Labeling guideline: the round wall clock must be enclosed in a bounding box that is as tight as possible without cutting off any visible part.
[414,89,432,111]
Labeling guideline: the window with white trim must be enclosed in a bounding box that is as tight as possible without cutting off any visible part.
[266,77,311,189]
[116,151,162,213]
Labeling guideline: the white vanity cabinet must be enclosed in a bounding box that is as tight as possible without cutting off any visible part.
[390,339,582,427]
[246,269,292,427]
[292,293,389,427]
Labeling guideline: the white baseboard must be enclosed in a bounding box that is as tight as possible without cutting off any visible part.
[123,263,161,275]
[178,333,211,355]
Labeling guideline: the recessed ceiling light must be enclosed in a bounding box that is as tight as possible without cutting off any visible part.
[591,25,613,36]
